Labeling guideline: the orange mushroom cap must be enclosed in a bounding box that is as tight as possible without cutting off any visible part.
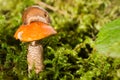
[14,22,57,42]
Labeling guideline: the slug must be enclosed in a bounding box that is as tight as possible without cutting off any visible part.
[22,6,51,25]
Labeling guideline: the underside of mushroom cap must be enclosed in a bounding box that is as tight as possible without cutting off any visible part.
[14,22,57,42]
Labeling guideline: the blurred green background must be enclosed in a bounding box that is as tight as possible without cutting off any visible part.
[0,0,120,80]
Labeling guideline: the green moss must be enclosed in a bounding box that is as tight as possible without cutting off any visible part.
[0,0,120,80]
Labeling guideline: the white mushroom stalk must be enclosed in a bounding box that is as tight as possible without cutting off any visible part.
[27,41,44,74]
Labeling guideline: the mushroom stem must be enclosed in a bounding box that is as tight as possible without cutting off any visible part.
[27,41,44,74]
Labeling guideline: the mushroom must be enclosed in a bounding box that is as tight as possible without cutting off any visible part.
[14,6,57,74]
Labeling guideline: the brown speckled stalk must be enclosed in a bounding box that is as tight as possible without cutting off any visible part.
[27,41,44,74]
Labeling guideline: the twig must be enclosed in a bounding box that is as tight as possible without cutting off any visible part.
[36,1,69,16]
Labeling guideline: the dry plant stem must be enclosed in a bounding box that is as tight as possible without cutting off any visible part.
[27,41,44,74]
[36,1,68,16]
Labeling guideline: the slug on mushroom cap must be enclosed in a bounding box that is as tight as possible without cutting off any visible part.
[22,6,51,25]
[14,6,56,42]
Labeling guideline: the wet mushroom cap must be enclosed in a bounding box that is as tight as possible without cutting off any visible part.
[14,22,57,42]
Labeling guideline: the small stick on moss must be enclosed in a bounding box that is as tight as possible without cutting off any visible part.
[36,1,68,16]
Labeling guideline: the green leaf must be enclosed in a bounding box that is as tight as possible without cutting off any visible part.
[95,18,120,58]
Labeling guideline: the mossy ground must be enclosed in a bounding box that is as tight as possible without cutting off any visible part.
[0,0,120,80]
